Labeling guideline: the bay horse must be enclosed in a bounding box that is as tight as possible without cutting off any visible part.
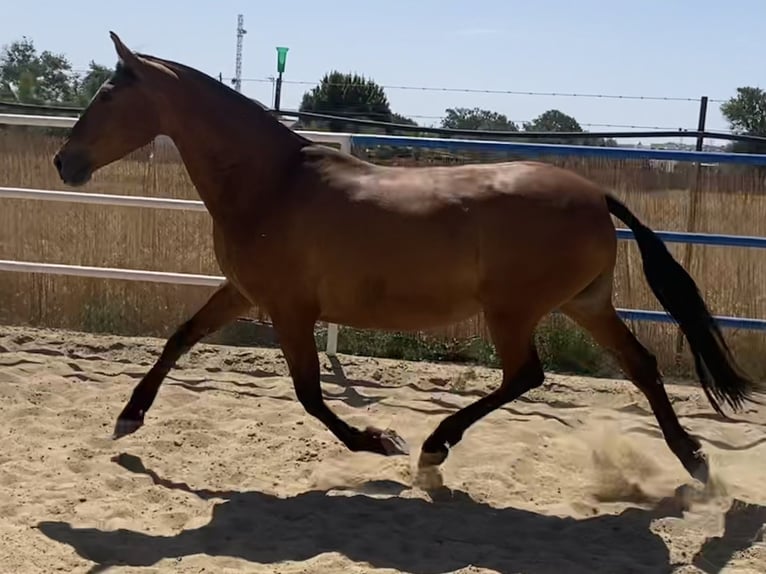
[54,32,761,487]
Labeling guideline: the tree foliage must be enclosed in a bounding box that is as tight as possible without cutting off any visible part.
[437,106,617,146]
[0,37,76,104]
[299,71,393,132]
[720,87,766,153]
[524,109,616,147]
[441,107,518,131]
[523,109,587,145]
[74,61,114,105]
[523,109,582,133]
[0,37,113,108]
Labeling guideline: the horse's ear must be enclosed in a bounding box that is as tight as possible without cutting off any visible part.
[109,31,141,71]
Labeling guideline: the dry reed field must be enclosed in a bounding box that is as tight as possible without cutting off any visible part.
[1,126,766,379]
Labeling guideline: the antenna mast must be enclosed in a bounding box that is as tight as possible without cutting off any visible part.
[233,14,246,92]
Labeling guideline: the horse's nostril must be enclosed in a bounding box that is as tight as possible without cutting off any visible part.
[53,154,62,172]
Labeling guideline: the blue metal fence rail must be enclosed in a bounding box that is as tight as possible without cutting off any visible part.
[615,229,766,249]
[615,309,766,331]
[350,134,766,166]
[352,133,766,332]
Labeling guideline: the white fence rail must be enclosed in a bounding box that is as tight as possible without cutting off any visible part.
[0,259,225,287]
[0,186,207,212]
[4,112,766,356]
[0,113,354,149]
[0,113,344,355]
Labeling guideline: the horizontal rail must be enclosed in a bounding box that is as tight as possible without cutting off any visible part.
[0,259,225,287]
[0,113,352,148]
[3,112,765,351]
[8,100,766,146]
[351,133,766,166]
[0,113,76,129]
[4,112,766,166]
[0,186,207,211]
[287,109,766,145]
[3,186,766,250]
[1,259,765,332]
[615,308,766,331]
[614,228,766,249]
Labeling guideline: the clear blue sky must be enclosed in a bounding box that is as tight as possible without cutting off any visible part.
[2,0,764,144]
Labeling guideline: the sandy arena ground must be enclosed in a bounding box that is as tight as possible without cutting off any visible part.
[0,324,765,573]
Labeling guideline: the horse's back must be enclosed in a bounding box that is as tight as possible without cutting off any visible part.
[308,157,617,276]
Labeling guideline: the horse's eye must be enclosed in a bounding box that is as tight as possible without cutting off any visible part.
[99,90,113,103]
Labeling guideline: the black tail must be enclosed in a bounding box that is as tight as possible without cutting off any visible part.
[605,194,763,415]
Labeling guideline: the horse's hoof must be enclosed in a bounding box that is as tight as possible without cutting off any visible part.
[112,417,143,439]
[689,450,710,486]
[415,463,444,491]
[365,426,410,456]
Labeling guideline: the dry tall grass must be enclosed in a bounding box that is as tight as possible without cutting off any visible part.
[1,127,765,379]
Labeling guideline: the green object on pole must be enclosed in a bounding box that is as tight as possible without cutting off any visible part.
[276,47,289,74]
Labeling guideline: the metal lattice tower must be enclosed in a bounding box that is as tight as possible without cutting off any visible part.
[233,14,246,92]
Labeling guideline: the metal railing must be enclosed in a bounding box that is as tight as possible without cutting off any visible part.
[2,113,765,361]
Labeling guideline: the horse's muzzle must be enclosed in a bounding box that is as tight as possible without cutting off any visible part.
[53,149,93,187]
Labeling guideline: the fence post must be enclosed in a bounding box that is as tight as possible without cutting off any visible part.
[695,97,708,153]
[673,96,709,363]
[274,72,284,112]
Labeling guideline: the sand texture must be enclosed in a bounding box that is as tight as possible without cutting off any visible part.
[0,324,765,573]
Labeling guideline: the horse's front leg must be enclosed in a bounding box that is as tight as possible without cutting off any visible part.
[271,305,409,456]
[113,280,251,438]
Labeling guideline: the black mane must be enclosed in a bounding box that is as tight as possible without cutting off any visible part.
[107,52,308,144]
[135,53,272,112]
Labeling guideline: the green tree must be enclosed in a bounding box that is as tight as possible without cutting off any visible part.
[74,61,114,105]
[0,37,37,101]
[720,87,766,153]
[523,109,613,146]
[523,109,582,133]
[299,71,392,132]
[0,37,77,104]
[441,107,518,131]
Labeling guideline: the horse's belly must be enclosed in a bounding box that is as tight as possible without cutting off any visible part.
[318,275,481,331]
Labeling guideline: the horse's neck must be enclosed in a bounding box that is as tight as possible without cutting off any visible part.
[165,91,305,224]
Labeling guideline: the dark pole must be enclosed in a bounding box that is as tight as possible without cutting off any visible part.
[695,95,708,151]
[274,72,283,112]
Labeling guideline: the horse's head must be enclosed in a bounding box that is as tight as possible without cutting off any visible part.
[53,32,171,186]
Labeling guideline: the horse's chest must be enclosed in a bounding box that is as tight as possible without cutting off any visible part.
[211,225,275,295]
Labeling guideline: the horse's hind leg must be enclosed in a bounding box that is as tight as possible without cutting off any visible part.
[417,310,544,485]
[113,280,251,438]
[560,274,709,483]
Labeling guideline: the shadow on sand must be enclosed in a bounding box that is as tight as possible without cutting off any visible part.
[35,454,766,574]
